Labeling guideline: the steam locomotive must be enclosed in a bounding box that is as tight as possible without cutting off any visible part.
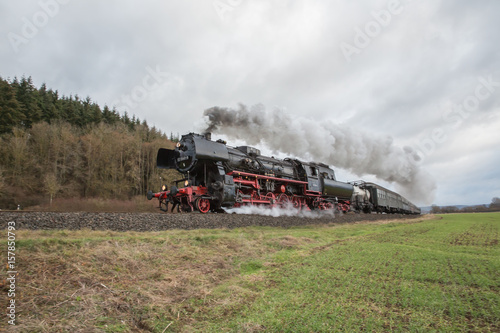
[147,133,420,215]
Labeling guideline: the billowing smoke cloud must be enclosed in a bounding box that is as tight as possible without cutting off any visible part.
[203,104,436,204]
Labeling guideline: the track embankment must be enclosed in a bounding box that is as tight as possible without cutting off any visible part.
[0,211,421,231]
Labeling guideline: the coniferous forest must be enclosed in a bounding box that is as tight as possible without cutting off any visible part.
[0,76,179,210]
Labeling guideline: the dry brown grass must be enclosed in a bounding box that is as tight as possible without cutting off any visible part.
[351,214,437,225]
[5,228,276,332]
[25,196,159,213]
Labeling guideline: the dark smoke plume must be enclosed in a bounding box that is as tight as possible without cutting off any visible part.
[203,104,436,204]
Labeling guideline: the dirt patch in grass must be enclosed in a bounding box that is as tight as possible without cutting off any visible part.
[448,223,499,246]
[272,235,315,249]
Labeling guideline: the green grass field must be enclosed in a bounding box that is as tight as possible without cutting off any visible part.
[4,213,499,332]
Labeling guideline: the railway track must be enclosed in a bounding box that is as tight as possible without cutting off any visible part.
[0,211,421,231]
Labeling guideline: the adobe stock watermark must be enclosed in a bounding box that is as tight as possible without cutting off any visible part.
[400,75,500,169]
[213,0,244,21]
[7,0,71,54]
[340,0,412,63]
[6,221,17,326]
[112,65,182,113]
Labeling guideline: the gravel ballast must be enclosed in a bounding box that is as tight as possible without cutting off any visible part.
[0,211,420,231]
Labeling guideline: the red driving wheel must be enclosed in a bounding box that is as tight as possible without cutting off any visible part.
[265,192,276,207]
[277,193,290,208]
[195,198,210,213]
[292,197,302,209]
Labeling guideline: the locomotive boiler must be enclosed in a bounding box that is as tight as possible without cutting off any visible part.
[147,133,420,215]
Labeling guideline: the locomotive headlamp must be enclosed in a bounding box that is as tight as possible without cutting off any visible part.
[161,185,166,191]
[184,180,189,187]
[176,142,188,151]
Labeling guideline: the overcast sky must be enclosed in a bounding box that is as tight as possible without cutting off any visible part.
[1,0,499,206]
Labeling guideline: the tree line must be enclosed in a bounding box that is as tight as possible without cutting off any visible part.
[430,198,500,214]
[0,76,179,209]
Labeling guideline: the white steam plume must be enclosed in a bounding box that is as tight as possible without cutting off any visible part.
[224,203,335,218]
[203,104,436,204]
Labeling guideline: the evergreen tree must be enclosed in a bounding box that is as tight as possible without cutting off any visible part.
[122,111,131,128]
[73,94,86,127]
[90,103,103,124]
[38,83,59,122]
[0,77,24,134]
[13,76,42,128]
[61,95,79,126]
[102,105,113,124]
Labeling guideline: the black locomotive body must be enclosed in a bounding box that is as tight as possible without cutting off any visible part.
[148,133,420,215]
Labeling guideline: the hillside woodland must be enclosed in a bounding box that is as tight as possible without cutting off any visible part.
[0,76,179,210]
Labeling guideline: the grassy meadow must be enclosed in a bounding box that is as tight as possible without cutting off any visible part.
[3,213,499,332]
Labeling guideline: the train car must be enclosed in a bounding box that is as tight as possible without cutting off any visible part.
[363,182,421,214]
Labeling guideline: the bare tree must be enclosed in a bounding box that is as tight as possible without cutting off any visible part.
[491,197,500,211]
[44,173,61,206]
[0,168,5,196]
[430,204,441,214]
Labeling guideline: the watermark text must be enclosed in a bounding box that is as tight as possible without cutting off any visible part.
[7,0,72,53]
[6,221,17,326]
[402,75,499,168]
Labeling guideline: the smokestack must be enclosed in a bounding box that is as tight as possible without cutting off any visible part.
[204,132,212,141]
[202,104,436,204]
